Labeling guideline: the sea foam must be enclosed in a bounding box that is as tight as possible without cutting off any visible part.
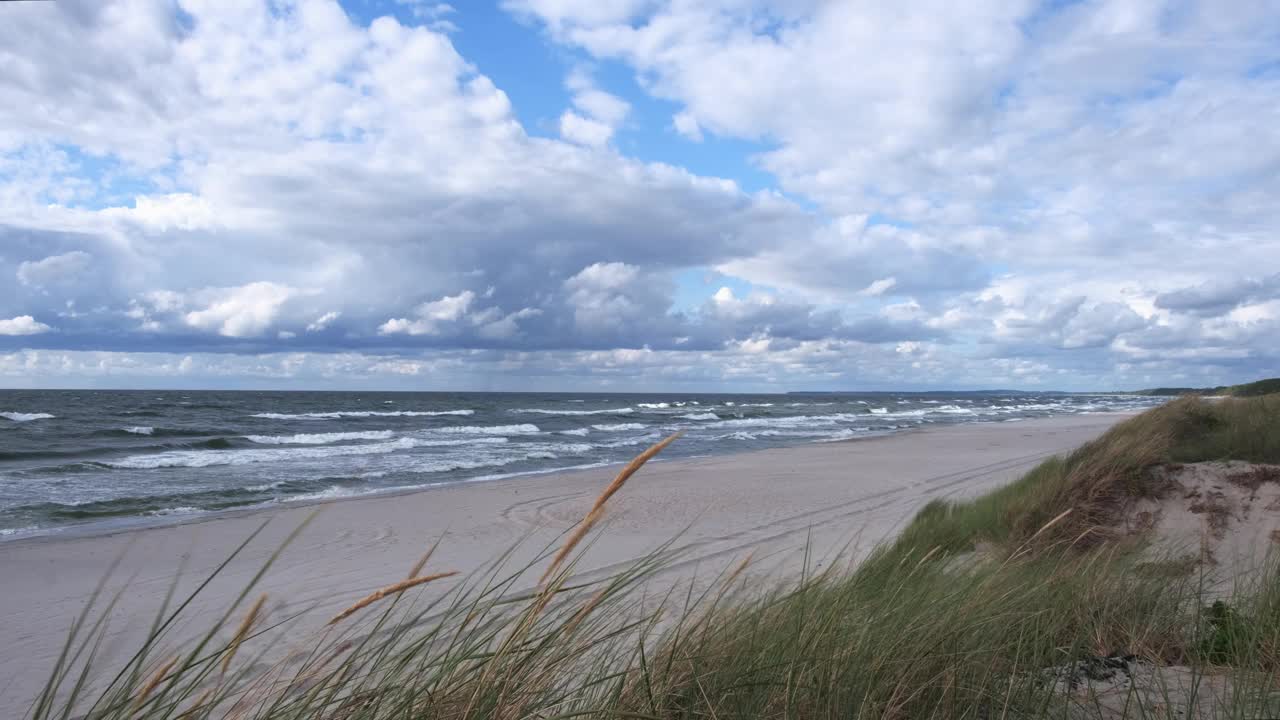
[2,412,55,422]
[433,423,540,435]
[591,423,647,432]
[510,407,634,416]
[244,430,395,445]
[250,409,474,419]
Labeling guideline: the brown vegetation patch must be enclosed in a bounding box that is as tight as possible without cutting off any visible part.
[1187,489,1232,539]
[1227,464,1280,493]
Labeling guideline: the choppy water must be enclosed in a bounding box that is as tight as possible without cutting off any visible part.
[0,390,1160,538]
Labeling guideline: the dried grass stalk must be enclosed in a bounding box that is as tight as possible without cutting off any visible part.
[723,551,754,588]
[222,593,267,674]
[328,571,459,626]
[133,654,180,709]
[538,432,681,586]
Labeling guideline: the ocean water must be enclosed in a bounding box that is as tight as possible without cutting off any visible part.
[0,390,1161,538]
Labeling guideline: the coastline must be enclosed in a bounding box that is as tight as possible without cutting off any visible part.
[0,411,1136,715]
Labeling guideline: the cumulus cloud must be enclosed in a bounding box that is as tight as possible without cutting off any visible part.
[1155,274,1280,317]
[17,251,91,288]
[183,282,298,338]
[559,111,615,147]
[306,311,341,332]
[379,290,477,336]
[558,68,630,147]
[0,315,52,336]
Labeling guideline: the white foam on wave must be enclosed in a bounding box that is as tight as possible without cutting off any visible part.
[286,486,362,503]
[146,506,203,517]
[433,423,540,435]
[103,436,501,469]
[716,429,784,441]
[929,404,973,415]
[591,422,647,432]
[125,426,155,435]
[515,441,594,455]
[600,434,663,448]
[678,412,719,421]
[272,454,624,508]
[466,461,614,485]
[245,430,395,445]
[637,402,670,409]
[289,460,618,501]
[865,404,977,420]
[559,428,590,436]
[250,409,474,419]
[815,428,865,442]
[716,427,871,443]
[2,412,55,422]
[511,407,634,416]
[416,437,509,447]
[709,413,862,430]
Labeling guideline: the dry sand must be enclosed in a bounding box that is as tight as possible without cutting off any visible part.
[0,412,1134,714]
[1128,461,1280,591]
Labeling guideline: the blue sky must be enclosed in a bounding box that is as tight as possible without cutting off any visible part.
[0,0,1278,391]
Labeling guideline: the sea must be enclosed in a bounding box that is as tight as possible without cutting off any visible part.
[0,390,1162,539]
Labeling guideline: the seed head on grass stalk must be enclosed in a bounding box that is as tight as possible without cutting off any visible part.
[132,654,179,710]
[328,571,460,626]
[221,593,267,675]
[539,431,682,587]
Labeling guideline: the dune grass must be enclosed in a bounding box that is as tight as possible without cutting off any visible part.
[898,394,1280,554]
[28,396,1280,719]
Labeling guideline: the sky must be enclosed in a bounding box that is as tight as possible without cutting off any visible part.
[0,0,1277,392]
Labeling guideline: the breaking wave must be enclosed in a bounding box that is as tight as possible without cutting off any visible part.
[510,407,635,416]
[244,430,396,445]
[591,423,647,432]
[250,409,474,419]
[433,423,540,435]
[2,412,55,422]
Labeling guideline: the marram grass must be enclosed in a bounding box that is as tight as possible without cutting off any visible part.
[28,396,1280,719]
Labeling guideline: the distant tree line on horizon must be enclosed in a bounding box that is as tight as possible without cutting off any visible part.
[1133,377,1280,397]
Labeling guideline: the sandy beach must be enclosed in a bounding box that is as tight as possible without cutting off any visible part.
[0,412,1133,713]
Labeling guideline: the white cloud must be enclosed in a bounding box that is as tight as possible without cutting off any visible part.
[378,290,476,336]
[559,110,615,147]
[17,251,91,287]
[306,311,341,332]
[103,194,220,231]
[861,278,897,297]
[558,67,630,147]
[672,110,702,141]
[0,315,52,336]
[184,282,298,338]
